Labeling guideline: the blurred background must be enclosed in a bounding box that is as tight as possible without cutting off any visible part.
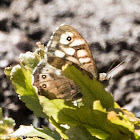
[0,0,140,129]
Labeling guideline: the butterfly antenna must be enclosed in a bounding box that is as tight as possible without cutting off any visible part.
[106,61,117,74]
[106,60,125,79]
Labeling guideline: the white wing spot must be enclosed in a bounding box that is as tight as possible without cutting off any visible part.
[66,56,80,65]
[60,32,73,45]
[60,34,70,45]
[79,57,91,64]
[66,32,73,37]
[62,48,75,56]
[77,49,88,58]
[70,39,84,47]
[55,50,65,58]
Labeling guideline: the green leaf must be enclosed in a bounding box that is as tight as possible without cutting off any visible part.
[93,100,106,112]
[10,125,61,140]
[4,66,12,79]
[41,126,61,139]
[62,65,114,109]
[49,117,68,139]
[39,96,129,139]
[19,49,44,72]
[4,49,46,118]
[65,125,99,140]
[0,108,2,120]
[5,64,46,118]
[0,108,15,139]
[86,127,109,139]
[107,110,134,132]
[38,96,76,122]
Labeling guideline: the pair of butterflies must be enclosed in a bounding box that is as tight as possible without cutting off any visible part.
[33,25,121,100]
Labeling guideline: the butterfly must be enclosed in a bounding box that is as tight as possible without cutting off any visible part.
[33,25,125,100]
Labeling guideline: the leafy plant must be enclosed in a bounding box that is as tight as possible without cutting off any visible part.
[0,108,15,139]
[4,44,140,140]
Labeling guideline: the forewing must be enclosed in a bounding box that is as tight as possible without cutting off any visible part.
[47,25,99,79]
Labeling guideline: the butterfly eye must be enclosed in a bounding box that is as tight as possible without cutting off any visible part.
[67,36,72,41]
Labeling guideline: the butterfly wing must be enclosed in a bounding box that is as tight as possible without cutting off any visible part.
[33,60,81,100]
[46,25,99,79]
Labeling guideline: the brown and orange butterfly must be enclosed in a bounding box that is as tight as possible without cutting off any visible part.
[33,25,124,100]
